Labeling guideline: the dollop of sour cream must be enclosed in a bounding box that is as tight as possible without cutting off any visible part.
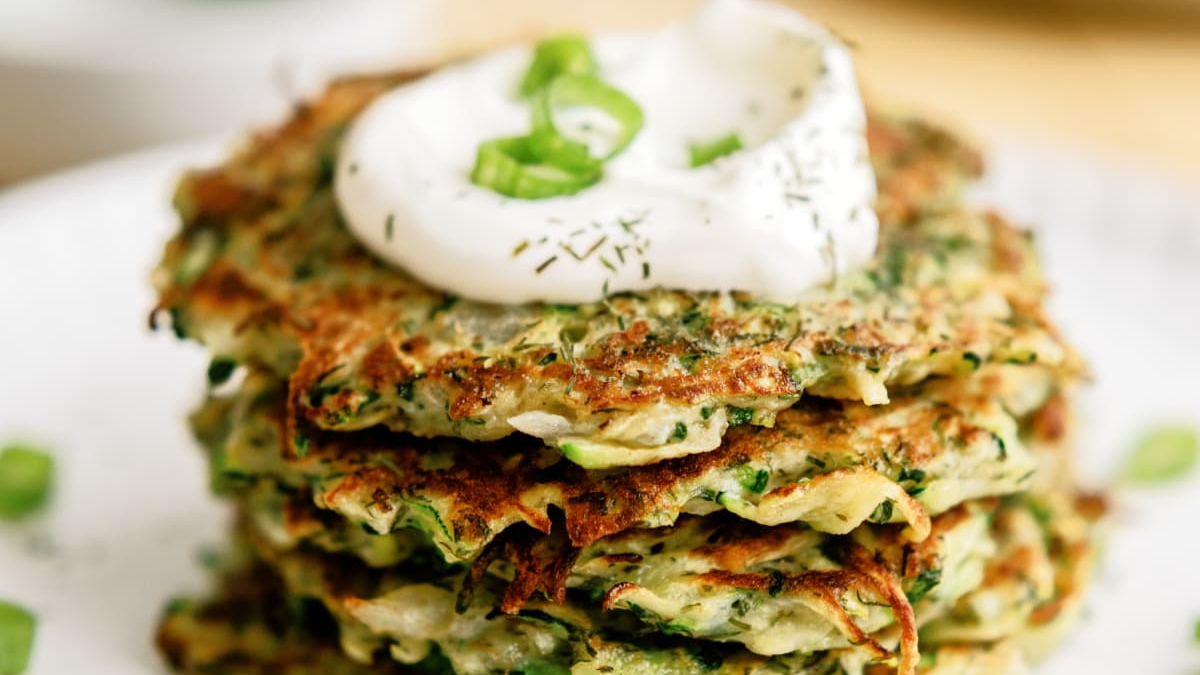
[336,0,878,304]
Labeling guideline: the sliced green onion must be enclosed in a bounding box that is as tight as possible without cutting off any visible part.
[470,136,601,200]
[0,446,54,520]
[525,131,600,175]
[477,39,642,200]
[530,74,644,163]
[519,35,597,97]
[0,600,35,675]
[1123,425,1198,484]
[689,132,744,167]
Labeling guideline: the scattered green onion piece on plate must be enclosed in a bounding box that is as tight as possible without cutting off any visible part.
[0,445,54,520]
[530,74,644,163]
[1122,425,1198,484]
[470,136,602,200]
[0,601,35,675]
[689,132,744,167]
[519,34,597,97]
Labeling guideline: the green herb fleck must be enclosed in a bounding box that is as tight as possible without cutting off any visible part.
[0,600,36,675]
[869,499,894,524]
[671,422,688,442]
[428,294,459,320]
[991,431,1008,460]
[307,365,345,408]
[291,412,311,459]
[314,124,346,185]
[728,407,754,426]
[737,465,769,493]
[679,310,707,333]
[962,351,982,371]
[899,466,927,496]
[1123,425,1198,484]
[767,570,787,597]
[206,358,236,387]
[357,389,381,414]
[167,307,188,340]
[905,567,942,603]
[700,407,713,420]
[537,352,558,366]
[0,446,53,520]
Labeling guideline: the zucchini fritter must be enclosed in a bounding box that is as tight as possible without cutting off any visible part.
[196,366,1054,564]
[152,73,1077,466]
[222,491,1097,675]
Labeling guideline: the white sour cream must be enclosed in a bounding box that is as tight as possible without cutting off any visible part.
[336,0,878,304]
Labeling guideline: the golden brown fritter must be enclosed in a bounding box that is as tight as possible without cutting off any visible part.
[199,366,1052,564]
[225,490,1099,675]
[152,71,1078,467]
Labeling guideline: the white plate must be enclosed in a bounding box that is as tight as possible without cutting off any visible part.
[0,138,1198,674]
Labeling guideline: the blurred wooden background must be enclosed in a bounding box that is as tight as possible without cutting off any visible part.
[435,0,1200,185]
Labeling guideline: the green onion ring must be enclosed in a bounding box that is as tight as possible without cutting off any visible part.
[470,136,602,200]
[519,35,597,97]
[530,74,644,164]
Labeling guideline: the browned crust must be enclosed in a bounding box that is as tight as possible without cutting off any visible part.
[274,383,1000,554]
[154,68,1072,448]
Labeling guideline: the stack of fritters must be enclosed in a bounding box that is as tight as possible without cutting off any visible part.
[152,73,1104,675]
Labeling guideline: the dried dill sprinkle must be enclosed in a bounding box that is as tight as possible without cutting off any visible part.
[384,214,395,241]
[642,262,651,279]
[582,236,607,258]
[561,243,585,261]
[536,256,559,274]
